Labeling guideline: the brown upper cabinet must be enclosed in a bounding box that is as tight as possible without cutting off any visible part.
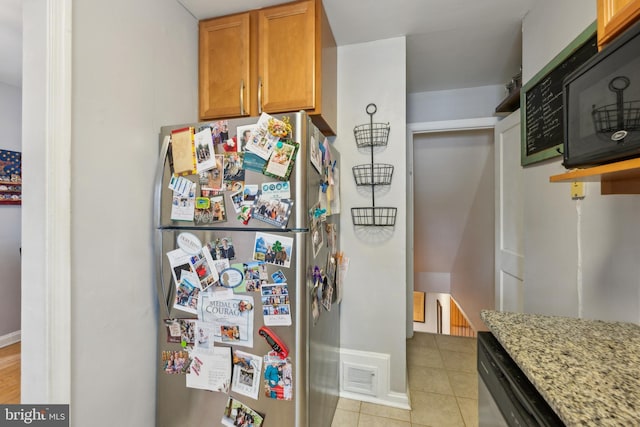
[597,0,640,49]
[199,0,337,136]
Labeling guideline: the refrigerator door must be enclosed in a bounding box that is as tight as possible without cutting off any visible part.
[154,113,311,231]
[306,141,341,427]
[155,228,309,427]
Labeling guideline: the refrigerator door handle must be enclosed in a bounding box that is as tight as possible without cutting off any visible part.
[154,229,172,318]
[153,134,171,229]
[153,135,172,318]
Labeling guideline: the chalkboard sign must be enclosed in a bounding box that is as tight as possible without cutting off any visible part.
[521,22,598,166]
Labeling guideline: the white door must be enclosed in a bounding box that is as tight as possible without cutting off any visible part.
[494,111,524,312]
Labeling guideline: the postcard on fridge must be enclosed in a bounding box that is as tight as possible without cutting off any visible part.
[194,127,217,173]
[263,351,293,401]
[243,113,279,160]
[253,232,293,268]
[170,181,196,221]
[186,346,232,393]
[261,283,292,326]
[251,193,293,229]
[173,271,201,315]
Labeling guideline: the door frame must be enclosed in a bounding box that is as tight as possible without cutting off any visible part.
[406,117,499,337]
[47,0,72,402]
[23,0,72,403]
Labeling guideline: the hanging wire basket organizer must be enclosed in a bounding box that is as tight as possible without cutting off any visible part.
[352,163,394,186]
[351,207,397,226]
[351,103,397,227]
[353,122,390,148]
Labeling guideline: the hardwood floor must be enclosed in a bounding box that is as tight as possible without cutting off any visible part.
[0,342,20,403]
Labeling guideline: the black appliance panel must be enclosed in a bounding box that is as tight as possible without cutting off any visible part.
[477,332,565,427]
[563,19,640,167]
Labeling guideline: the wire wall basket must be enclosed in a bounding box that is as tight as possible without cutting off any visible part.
[351,207,397,227]
[352,163,394,186]
[353,122,391,148]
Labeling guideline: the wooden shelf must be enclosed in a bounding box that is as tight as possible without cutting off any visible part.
[550,157,640,194]
[495,88,521,113]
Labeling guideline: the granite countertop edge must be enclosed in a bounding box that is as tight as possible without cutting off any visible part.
[480,309,640,427]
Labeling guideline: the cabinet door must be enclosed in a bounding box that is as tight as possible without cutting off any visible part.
[199,13,252,120]
[258,1,315,114]
[597,0,640,48]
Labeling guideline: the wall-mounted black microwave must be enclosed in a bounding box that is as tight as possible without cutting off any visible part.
[563,19,640,168]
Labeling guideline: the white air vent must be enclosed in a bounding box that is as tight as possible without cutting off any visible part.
[343,362,377,396]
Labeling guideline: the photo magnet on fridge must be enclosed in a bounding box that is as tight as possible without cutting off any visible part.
[244,113,281,160]
[231,350,263,400]
[194,194,227,224]
[161,350,190,375]
[263,351,293,401]
[173,271,201,315]
[194,127,217,173]
[253,232,293,268]
[261,283,292,326]
[163,318,196,348]
[251,192,293,229]
[221,397,265,427]
[198,154,224,193]
[262,140,299,182]
[223,152,245,192]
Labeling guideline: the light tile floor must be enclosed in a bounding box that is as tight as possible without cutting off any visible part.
[332,333,478,427]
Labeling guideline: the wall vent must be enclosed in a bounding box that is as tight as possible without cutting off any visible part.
[343,362,377,396]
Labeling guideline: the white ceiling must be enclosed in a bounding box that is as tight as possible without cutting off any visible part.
[0,0,534,92]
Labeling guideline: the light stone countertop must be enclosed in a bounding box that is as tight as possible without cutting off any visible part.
[480,310,640,426]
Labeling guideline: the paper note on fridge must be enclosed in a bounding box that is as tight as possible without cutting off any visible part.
[170,181,196,221]
[198,294,254,348]
[186,347,232,393]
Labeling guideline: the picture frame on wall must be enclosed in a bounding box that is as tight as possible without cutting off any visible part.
[0,149,21,205]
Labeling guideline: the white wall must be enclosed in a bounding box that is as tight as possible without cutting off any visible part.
[448,131,494,331]
[21,0,47,402]
[522,0,640,322]
[22,0,198,423]
[71,0,197,424]
[407,84,504,123]
[335,37,408,403]
[0,81,21,342]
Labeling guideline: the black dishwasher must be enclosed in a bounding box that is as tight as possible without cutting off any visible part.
[477,332,565,427]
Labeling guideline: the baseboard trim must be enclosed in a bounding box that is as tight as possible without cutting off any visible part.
[339,390,411,410]
[0,331,21,348]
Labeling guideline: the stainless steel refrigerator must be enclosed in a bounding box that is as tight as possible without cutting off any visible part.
[153,112,340,427]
